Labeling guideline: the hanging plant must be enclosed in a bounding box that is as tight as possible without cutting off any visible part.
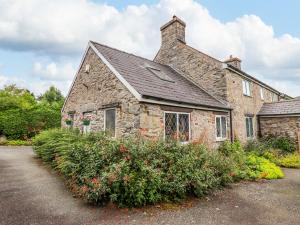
[82,119,90,126]
[65,119,72,125]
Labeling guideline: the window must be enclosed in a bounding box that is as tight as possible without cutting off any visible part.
[147,67,174,82]
[216,116,227,140]
[105,108,116,137]
[260,87,264,100]
[245,117,254,138]
[242,80,251,96]
[272,93,278,102]
[68,112,75,128]
[164,112,190,142]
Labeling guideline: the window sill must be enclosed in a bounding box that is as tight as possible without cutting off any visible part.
[216,138,227,142]
[243,94,252,98]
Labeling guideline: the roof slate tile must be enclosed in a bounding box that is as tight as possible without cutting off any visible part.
[258,99,300,115]
[92,41,229,109]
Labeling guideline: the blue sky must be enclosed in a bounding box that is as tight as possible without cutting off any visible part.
[1,0,300,97]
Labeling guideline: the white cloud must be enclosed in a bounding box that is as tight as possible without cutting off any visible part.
[32,62,76,81]
[0,73,72,96]
[0,74,25,89]
[0,0,300,96]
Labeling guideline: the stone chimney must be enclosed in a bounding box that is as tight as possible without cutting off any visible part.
[224,55,242,70]
[160,15,186,46]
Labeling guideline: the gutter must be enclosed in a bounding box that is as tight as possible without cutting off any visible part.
[140,95,232,113]
[230,109,234,143]
[258,113,300,118]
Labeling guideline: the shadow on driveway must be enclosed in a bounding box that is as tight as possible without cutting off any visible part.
[0,146,299,225]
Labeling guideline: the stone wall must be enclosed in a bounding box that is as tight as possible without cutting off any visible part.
[154,17,283,143]
[62,47,140,137]
[260,116,300,148]
[155,17,227,102]
[224,70,281,142]
[139,103,231,149]
[155,40,227,102]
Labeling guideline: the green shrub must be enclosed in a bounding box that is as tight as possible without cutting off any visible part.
[218,141,249,180]
[0,85,63,139]
[262,136,296,154]
[0,139,32,146]
[244,139,268,155]
[33,129,238,207]
[279,153,300,168]
[245,154,284,179]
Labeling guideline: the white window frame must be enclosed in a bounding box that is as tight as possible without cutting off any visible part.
[260,87,264,100]
[242,79,251,96]
[104,108,117,138]
[245,116,254,139]
[163,111,191,144]
[215,115,227,141]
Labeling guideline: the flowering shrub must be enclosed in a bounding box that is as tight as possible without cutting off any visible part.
[33,129,236,207]
[33,130,286,207]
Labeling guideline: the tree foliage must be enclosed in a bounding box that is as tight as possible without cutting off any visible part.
[0,85,64,139]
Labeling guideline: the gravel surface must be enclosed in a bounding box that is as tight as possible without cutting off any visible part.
[0,146,299,225]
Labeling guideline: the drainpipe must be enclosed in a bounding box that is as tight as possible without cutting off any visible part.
[230,109,234,143]
[257,115,262,138]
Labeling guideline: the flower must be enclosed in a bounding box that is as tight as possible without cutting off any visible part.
[119,144,128,153]
[80,185,89,194]
[91,177,99,185]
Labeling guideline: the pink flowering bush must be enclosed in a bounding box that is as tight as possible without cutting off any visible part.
[33,129,236,207]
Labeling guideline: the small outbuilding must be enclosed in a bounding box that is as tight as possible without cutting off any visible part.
[258,99,300,150]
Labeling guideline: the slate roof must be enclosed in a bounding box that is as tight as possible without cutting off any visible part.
[91,41,229,110]
[258,99,300,116]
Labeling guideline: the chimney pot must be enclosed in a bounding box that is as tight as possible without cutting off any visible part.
[224,55,242,70]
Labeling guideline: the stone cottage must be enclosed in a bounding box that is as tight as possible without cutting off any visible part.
[62,16,298,148]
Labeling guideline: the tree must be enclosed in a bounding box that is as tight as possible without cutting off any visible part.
[38,86,65,107]
[0,84,64,139]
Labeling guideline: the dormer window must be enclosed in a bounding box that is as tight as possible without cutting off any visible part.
[242,80,251,96]
[147,67,174,82]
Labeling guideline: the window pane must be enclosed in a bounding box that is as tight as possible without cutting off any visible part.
[221,117,227,138]
[247,82,250,96]
[165,113,177,140]
[216,117,221,138]
[179,114,189,142]
[242,80,246,95]
[105,109,116,137]
[246,118,250,137]
[249,118,254,137]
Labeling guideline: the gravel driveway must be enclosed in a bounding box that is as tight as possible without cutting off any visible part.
[1,146,299,225]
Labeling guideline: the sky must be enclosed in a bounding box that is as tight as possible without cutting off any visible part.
[0,0,300,97]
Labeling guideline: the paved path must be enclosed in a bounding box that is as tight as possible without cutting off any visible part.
[0,146,299,225]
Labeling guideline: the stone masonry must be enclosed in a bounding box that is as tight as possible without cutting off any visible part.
[139,103,230,149]
[260,116,300,148]
[155,16,283,143]
[62,15,294,147]
[62,48,140,137]
[62,44,231,147]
